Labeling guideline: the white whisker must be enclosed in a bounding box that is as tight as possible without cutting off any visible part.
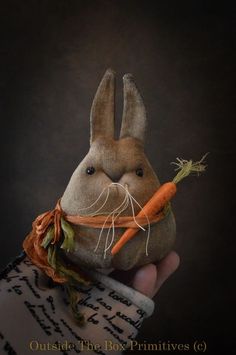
[94,212,111,252]
[85,181,151,258]
[103,192,129,258]
[87,187,110,216]
[127,191,145,231]
[94,188,129,254]
[76,186,109,213]
[145,222,151,256]
[103,193,129,256]
[127,193,151,256]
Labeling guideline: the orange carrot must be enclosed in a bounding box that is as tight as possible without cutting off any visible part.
[111,182,177,255]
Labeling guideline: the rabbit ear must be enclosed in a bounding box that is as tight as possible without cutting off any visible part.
[90,69,115,144]
[119,73,146,143]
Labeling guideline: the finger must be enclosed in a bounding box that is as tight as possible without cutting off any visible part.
[154,251,180,295]
[132,251,180,299]
[132,263,157,298]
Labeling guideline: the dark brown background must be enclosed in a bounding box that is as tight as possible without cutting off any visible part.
[1,1,235,354]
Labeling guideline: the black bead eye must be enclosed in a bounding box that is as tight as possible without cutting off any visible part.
[86,166,95,175]
[136,167,143,177]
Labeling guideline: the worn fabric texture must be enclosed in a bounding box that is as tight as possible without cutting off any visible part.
[61,69,176,271]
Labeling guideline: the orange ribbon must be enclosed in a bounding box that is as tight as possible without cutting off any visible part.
[23,199,165,284]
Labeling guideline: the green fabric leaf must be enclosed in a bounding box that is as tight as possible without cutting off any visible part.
[57,263,89,285]
[66,285,85,325]
[60,218,75,252]
[47,245,57,269]
[41,225,54,249]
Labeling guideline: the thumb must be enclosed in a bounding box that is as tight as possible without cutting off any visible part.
[132,251,180,298]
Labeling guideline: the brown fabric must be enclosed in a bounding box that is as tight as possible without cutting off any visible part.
[23,71,176,273]
[60,71,176,270]
[90,69,115,144]
[23,199,166,283]
[120,73,147,142]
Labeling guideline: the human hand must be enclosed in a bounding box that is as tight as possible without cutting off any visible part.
[132,251,180,298]
[111,251,180,299]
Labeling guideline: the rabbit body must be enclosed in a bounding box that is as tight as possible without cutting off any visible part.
[61,70,176,271]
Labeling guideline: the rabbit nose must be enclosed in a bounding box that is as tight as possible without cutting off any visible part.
[105,171,123,182]
[112,176,122,183]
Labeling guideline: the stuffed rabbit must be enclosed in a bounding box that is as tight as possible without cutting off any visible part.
[60,69,176,271]
[0,70,207,354]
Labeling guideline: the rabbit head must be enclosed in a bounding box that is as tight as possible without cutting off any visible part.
[61,69,176,270]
